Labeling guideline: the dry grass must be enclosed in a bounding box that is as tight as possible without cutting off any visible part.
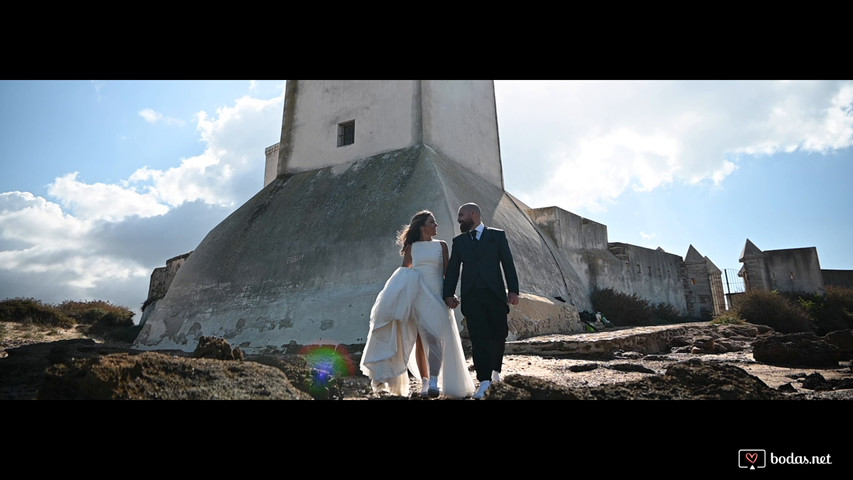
[0,321,94,358]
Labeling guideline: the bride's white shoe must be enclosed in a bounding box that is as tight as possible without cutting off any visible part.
[428,375,440,398]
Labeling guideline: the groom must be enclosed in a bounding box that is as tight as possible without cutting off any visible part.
[443,203,519,399]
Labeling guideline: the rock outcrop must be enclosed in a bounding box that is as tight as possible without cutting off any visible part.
[752,332,841,368]
[3,323,852,400]
[486,360,788,400]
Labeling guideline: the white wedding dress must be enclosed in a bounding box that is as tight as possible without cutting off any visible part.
[359,240,475,398]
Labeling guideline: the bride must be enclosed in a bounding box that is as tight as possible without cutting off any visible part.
[359,210,475,399]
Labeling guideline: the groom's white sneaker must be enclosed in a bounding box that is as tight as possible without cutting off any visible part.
[491,370,501,383]
[473,380,491,399]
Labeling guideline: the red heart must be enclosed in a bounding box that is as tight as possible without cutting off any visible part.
[745,453,758,464]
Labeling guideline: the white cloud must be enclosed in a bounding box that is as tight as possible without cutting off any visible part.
[0,191,89,246]
[127,154,229,208]
[125,94,285,209]
[0,87,286,317]
[496,80,853,213]
[139,108,185,126]
[48,172,169,222]
[0,191,150,299]
[139,108,162,123]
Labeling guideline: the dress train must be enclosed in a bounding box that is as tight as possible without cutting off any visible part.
[360,265,474,398]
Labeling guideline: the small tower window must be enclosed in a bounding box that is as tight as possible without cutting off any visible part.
[337,120,355,147]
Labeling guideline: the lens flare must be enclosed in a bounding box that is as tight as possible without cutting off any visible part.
[299,344,356,385]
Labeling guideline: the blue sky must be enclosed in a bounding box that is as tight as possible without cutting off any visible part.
[1,80,851,321]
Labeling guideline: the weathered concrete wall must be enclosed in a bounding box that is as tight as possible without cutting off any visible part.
[134,145,587,354]
[421,81,503,189]
[528,206,609,251]
[526,206,712,317]
[823,269,853,288]
[739,239,768,291]
[504,293,583,341]
[264,143,279,187]
[740,240,826,294]
[608,242,688,315]
[275,80,503,189]
[684,245,724,319]
[277,80,419,175]
[139,252,192,327]
[144,252,191,304]
[527,206,616,297]
[764,247,825,293]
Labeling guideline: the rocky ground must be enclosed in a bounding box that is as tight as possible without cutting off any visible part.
[2,320,852,400]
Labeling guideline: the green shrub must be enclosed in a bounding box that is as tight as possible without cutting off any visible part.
[95,323,144,343]
[0,297,75,327]
[786,286,853,335]
[591,288,653,326]
[0,297,136,342]
[711,312,745,325]
[56,300,136,342]
[820,286,853,333]
[735,290,812,333]
[57,300,135,328]
[652,302,686,324]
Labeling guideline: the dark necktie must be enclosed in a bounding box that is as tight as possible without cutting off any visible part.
[470,230,478,244]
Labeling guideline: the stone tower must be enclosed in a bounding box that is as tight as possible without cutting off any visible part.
[739,238,768,292]
[683,244,724,319]
[133,80,587,354]
[272,80,504,188]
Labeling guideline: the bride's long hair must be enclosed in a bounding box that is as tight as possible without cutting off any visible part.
[397,210,434,255]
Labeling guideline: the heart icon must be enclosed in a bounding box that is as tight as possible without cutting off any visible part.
[745,453,758,464]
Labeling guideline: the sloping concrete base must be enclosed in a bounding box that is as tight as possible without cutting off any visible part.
[505,293,583,341]
[133,145,590,354]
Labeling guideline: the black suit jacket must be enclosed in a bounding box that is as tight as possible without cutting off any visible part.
[443,226,520,304]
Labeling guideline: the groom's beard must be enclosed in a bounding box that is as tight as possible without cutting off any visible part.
[459,220,474,233]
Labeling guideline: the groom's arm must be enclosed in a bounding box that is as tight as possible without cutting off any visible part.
[443,237,461,302]
[498,231,520,301]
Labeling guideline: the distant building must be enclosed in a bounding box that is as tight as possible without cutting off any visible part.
[733,239,853,306]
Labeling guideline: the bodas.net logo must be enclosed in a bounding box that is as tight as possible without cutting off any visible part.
[739,449,766,469]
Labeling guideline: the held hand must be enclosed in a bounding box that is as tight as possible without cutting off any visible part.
[445,296,459,309]
[508,292,519,306]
